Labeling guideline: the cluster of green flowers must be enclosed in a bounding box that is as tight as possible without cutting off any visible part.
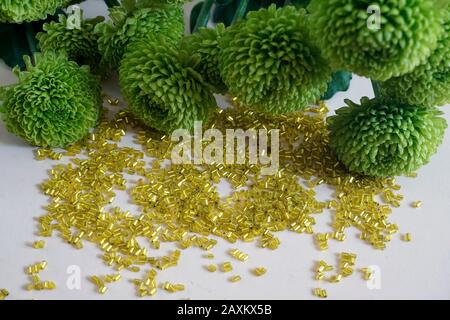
[307,0,449,176]
[120,4,333,132]
[308,0,444,81]
[380,8,450,108]
[1,1,449,177]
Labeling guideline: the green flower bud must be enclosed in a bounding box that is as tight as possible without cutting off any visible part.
[37,14,104,74]
[328,97,447,177]
[219,5,331,114]
[182,24,228,94]
[95,2,184,70]
[119,36,216,133]
[308,0,444,81]
[0,51,102,148]
[380,9,450,107]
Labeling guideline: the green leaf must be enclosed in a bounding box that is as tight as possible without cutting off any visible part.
[190,1,206,33]
[0,22,36,69]
[321,71,352,100]
[0,11,63,69]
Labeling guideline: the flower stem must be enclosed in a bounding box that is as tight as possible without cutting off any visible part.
[371,79,382,98]
[231,0,250,24]
[193,0,215,32]
[24,23,37,56]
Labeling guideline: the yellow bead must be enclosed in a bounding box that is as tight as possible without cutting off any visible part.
[313,288,327,298]
[0,289,9,300]
[161,282,185,293]
[229,248,249,262]
[32,240,45,249]
[221,262,233,272]
[106,97,120,106]
[412,201,422,208]
[329,274,343,283]
[253,267,267,276]
[315,272,325,280]
[30,274,40,284]
[206,265,217,272]
[403,233,412,242]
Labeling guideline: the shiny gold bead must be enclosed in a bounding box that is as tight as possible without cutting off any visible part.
[206,265,217,272]
[32,240,46,249]
[229,248,249,262]
[107,98,120,106]
[315,272,325,280]
[104,274,122,282]
[329,274,343,283]
[221,262,233,273]
[253,267,267,277]
[411,201,422,208]
[0,289,10,300]
[30,274,40,284]
[313,288,327,298]
[403,233,412,242]
[161,282,185,293]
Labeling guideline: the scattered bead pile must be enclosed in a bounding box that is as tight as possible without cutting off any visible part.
[27,99,411,298]
[133,269,158,297]
[24,261,56,291]
[313,253,357,285]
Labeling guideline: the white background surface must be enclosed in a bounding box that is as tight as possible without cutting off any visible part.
[0,1,449,300]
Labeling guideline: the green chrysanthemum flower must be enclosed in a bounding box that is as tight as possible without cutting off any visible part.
[0,0,70,23]
[328,97,447,177]
[308,0,444,81]
[0,51,102,148]
[37,14,104,73]
[119,36,216,133]
[219,5,331,114]
[380,10,450,107]
[182,24,227,94]
[95,2,184,70]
